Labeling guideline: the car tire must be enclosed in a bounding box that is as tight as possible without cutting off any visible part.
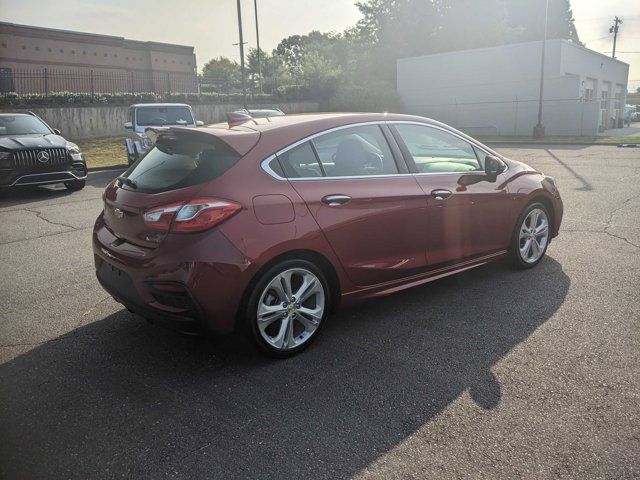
[510,202,551,269]
[245,259,330,358]
[64,179,85,191]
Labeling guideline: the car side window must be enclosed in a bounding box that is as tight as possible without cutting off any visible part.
[393,124,481,173]
[276,142,323,178]
[311,125,398,177]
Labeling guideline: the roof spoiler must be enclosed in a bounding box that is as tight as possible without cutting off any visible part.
[226,111,252,127]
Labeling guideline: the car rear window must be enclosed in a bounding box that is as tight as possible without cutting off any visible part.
[135,107,194,126]
[122,134,240,193]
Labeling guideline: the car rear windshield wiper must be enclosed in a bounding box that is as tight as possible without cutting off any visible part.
[117,176,138,189]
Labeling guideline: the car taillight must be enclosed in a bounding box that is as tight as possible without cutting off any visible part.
[143,198,241,233]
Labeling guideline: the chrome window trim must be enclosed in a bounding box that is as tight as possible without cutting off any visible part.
[9,170,86,187]
[259,119,507,181]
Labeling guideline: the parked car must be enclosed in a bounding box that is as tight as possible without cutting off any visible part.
[124,103,203,164]
[0,112,87,190]
[233,108,285,119]
[94,113,563,357]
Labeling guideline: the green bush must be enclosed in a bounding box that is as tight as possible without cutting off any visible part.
[0,91,292,108]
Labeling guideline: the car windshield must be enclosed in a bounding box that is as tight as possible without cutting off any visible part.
[135,107,194,127]
[0,115,51,136]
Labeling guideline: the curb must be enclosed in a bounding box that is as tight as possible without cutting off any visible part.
[88,164,128,173]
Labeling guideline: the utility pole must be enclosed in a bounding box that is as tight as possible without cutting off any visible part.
[254,0,262,93]
[609,16,622,59]
[236,0,247,108]
[533,0,549,139]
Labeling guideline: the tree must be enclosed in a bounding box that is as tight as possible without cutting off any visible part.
[504,0,580,44]
[247,48,287,93]
[201,57,240,93]
[274,35,306,78]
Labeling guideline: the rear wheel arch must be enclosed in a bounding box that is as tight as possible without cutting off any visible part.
[235,249,341,331]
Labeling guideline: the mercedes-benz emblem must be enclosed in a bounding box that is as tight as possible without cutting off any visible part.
[113,208,124,219]
[36,150,50,163]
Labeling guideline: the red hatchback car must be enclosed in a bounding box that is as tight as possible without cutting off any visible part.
[94,113,563,356]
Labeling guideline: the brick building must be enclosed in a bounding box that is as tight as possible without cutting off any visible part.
[0,22,198,94]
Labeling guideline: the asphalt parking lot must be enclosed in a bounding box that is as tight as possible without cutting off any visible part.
[1,145,639,479]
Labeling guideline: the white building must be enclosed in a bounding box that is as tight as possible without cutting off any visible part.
[397,39,629,136]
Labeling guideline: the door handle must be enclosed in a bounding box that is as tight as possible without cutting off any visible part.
[322,194,351,206]
[431,189,452,200]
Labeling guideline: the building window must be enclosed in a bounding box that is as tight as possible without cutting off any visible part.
[83,51,86,55]
[93,52,97,56]
[21,45,26,50]
[59,49,64,53]
[1,43,6,48]
[35,46,39,51]
[104,53,108,57]
[48,47,52,52]
[71,50,75,54]
[600,91,609,109]
[114,54,117,58]
[584,88,594,101]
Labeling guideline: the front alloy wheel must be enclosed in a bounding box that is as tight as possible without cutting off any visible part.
[248,261,328,357]
[512,203,550,268]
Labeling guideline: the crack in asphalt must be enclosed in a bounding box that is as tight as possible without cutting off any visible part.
[0,226,92,246]
[24,207,79,230]
[0,194,103,213]
[603,193,640,249]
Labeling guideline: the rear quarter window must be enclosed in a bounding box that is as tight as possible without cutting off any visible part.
[123,134,240,193]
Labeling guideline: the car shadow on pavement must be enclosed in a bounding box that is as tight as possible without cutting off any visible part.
[0,256,569,479]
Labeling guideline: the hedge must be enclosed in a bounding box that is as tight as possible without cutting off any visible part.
[0,87,313,108]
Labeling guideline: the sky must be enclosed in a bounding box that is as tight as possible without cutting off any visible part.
[0,0,639,91]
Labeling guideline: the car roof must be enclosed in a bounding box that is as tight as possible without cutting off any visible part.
[130,103,192,108]
[168,112,499,158]
[203,112,431,133]
[0,112,34,117]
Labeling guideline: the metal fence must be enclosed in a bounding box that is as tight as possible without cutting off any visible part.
[0,68,199,95]
[0,67,304,97]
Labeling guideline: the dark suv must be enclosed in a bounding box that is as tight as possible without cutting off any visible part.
[0,112,87,190]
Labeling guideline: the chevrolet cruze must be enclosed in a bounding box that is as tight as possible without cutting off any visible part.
[94,112,563,357]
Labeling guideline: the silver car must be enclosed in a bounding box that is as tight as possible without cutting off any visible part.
[124,103,203,164]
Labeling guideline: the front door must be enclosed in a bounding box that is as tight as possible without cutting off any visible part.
[391,123,510,267]
[277,124,429,287]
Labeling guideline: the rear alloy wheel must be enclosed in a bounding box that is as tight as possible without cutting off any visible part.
[64,179,85,191]
[247,260,329,357]
[512,202,550,268]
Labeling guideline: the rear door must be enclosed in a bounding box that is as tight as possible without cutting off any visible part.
[278,124,429,287]
[390,122,510,266]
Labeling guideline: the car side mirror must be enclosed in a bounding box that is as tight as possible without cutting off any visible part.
[196,120,204,127]
[53,128,62,135]
[484,155,506,181]
[124,122,133,130]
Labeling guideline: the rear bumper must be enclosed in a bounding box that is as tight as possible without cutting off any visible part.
[95,258,203,334]
[92,213,253,334]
